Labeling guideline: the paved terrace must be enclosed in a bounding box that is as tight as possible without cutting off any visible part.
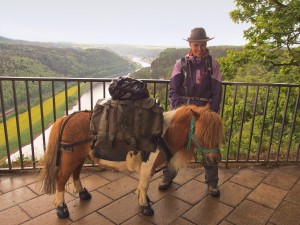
[1,164,300,225]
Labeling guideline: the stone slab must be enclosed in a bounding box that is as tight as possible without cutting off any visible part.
[71,212,115,225]
[270,200,300,225]
[183,196,233,225]
[21,209,72,225]
[226,199,274,225]
[219,181,252,207]
[171,179,208,204]
[230,168,266,189]
[263,170,298,190]
[285,182,300,205]
[67,190,112,222]
[247,183,287,209]
[98,193,140,224]
[97,175,138,200]
[0,187,37,211]
[0,206,31,225]
[142,195,192,225]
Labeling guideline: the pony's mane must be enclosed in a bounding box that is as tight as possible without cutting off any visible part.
[172,105,223,149]
[171,105,202,124]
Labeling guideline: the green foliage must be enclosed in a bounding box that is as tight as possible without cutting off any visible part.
[217,0,300,161]
[221,84,299,160]
[0,44,135,78]
[230,0,300,69]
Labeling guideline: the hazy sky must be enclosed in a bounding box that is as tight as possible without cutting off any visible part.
[0,0,250,47]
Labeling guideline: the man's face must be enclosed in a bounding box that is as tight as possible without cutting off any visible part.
[189,41,207,57]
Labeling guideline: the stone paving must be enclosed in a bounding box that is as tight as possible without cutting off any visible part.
[0,164,300,225]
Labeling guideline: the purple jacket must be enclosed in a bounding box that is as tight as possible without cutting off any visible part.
[169,51,222,112]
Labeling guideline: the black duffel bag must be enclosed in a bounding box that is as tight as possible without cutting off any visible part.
[108,77,149,100]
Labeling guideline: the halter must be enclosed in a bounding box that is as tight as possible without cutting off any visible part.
[186,116,220,160]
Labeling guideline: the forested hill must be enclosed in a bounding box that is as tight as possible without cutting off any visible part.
[0,43,136,78]
[131,46,242,79]
[0,36,164,59]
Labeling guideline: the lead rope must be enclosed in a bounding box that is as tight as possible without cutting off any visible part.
[186,116,204,160]
[186,116,195,151]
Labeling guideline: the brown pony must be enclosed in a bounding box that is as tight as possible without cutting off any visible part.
[38,104,223,218]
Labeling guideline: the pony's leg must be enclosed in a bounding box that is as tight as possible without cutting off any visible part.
[72,160,92,200]
[135,152,158,216]
[137,164,154,216]
[54,190,69,219]
[136,165,152,206]
[54,150,86,218]
[54,167,72,207]
[54,166,73,219]
[54,190,65,208]
[72,161,84,193]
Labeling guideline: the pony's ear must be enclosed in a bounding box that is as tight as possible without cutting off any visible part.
[189,109,200,119]
[204,103,211,110]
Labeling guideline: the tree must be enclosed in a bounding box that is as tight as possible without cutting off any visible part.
[230,0,300,70]
[215,1,300,159]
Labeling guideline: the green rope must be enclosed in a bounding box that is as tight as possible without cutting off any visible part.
[186,116,220,161]
[186,116,195,151]
[195,148,204,161]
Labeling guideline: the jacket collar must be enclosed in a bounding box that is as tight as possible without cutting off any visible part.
[187,49,209,62]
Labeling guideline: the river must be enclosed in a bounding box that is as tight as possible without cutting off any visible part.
[8,57,150,162]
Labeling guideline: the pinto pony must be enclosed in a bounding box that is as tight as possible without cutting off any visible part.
[38,104,223,218]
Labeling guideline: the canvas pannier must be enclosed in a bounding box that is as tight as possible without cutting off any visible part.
[90,97,164,161]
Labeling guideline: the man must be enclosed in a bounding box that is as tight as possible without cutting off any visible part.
[159,27,222,196]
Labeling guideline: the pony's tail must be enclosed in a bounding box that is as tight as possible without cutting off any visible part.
[38,117,64,194]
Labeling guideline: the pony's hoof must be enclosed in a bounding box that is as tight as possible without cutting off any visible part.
[56,203,69,219]
[141,205,154,216]
[79,188,92,200]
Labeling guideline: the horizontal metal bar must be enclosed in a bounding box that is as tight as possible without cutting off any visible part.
[1,77,299,171]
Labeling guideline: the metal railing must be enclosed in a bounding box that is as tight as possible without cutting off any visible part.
[0,76,299,171]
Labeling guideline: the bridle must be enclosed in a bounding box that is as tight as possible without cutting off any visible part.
[186,116,220,161]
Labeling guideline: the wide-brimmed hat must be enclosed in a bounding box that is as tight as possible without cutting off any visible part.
[183,28,214,42]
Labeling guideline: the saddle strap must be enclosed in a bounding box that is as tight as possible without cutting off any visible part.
[60,138,93,152]
[56,111,91,167]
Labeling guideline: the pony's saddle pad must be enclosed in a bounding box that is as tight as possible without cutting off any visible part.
[90,98,164,161]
